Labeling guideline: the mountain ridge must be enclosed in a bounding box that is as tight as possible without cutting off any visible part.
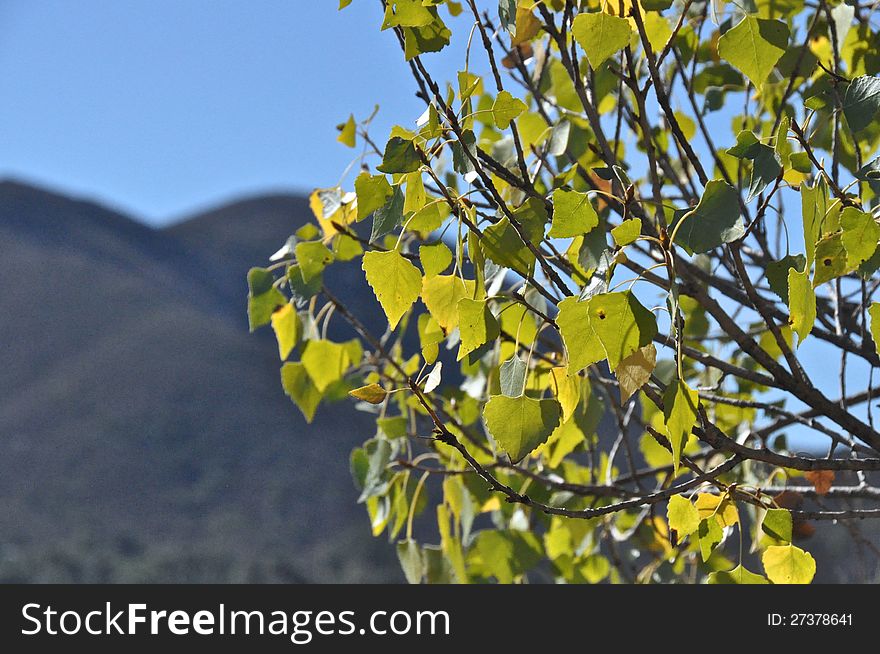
[0,179,400,583]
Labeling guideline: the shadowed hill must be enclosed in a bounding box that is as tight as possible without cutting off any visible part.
[0,180,399,582]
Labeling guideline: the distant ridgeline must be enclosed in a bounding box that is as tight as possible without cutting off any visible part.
[0,180,399,583]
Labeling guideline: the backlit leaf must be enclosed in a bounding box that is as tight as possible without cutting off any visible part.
[492,90,527,129]
[270,303,301,360]
[667,494,700,537]
[457,298,499,360]
[550,189,599,238]
[349,383,388,405]
[717,16,789,87]
[571,12,632,70]
[762,544,816,584]
[363,249,422,330]
[483,394,562,462]
[787,267,815,346]
[664,379,699,474]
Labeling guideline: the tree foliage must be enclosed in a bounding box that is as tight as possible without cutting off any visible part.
[251,0,880,584]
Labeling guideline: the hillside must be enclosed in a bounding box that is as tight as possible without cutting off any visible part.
[0,180,399,582]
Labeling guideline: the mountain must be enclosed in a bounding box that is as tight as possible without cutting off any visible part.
[0,180,400,582]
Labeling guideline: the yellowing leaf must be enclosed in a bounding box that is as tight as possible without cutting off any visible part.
[611,219,641,247]
[301,340,350,392]
[664,380,699,475]
[870,303,880,356]
[588,291,658,371]
[270,303,301,360]
[492,90,527,129]
[667,494,700,537]
[511,6,541,46]
[555,297,605,373]
[708,565,769,584]
[483,394,562,463]
[787,267,815,347]
[695,492,739,527]
[247,267,286,332]
[457,298,499,360]
[615,343,656,403]
[420,241,453,277]
[337,114,357,148]
[840,207,880,267]
[571,12,632,70]
[355,172,393,221]
[550,188,599,238]
[762,508,793,542]
[281,362,322,423]
[362,249,422,330]
[349,383,388,405]
[762,544,816,584]
[717,16,789,88]
[421,275,475,332]
[550,367,581,423]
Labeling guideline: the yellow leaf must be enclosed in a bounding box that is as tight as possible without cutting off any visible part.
[695,492,739,527]
[349,383,388,404]
[270,303,300,360]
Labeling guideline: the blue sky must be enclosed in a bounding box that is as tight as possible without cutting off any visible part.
[0,0,466,225]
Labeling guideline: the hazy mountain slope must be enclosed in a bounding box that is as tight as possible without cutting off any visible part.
[0,180,398,582]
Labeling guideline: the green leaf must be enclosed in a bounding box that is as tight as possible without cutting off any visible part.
[301,340,350,392]
[843,75,880,133]
[349,383,388,405]
[587,291,658,371]
[377,136,421,174]
[337,114,357,148]
[812,233,849,287]
[355,172,393,220]
[762,508,793,542]
[762,544,816,584]
[667,495,701,537]
[869,303,880,356]
[556,296,606,373]
[280,362,322,423]
[549,189,599,238]
[698,517,723,562]
[672,180,745,253]
[611,219,641,247]
[717,16,789,87]
[801,178,833,269]
[396,539,424,584]
[708,565,770,584]
[663,379,699,474]
[371,185,405,242]
[421,274,475,331]
[457,298,499,360]
[403,171,427,214]
[787,267,815,346]
[363,249,422,330]
[481,216,535,272]
[766,254,806,303]
[499,354,527,398]
[420,241,453,277]
[571,12,632,70]
[270,303,301,360]
[295,241,334,283]
[382,0,434,28]
[492,90,527,129]
[483,394,562,462]
[247,267,286,331]
[840,207,880,267]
